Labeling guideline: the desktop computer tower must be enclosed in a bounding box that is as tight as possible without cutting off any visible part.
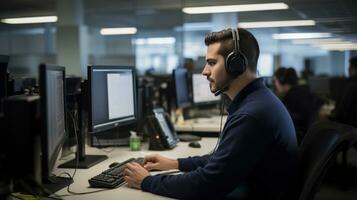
[3,95,42,184]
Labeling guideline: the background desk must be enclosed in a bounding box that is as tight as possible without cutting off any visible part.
[54,137,218,200]
[174,116,227,134]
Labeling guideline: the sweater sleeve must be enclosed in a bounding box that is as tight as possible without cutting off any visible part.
[141,114,274,199]
[177,154,211,172]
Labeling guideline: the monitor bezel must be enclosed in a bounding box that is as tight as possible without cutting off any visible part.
[87,65,137,133]
[39,63,67,179]
[172,68,192,109]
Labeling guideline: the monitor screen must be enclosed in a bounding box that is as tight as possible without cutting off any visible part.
[88,66,137,133]
[173,68,191,108]
[192,73,220,104]
[39,64,66,179]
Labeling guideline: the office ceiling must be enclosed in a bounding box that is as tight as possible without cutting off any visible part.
[0,0,357,39]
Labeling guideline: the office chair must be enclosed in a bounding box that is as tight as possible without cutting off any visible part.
[297,120,357,200]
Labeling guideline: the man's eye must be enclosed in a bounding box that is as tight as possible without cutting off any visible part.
[208,61,215,66]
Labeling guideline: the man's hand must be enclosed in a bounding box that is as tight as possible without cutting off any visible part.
[123,162,151,189]
[144,154,179,171]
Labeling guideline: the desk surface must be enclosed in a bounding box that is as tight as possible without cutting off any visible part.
[53,137,218,200]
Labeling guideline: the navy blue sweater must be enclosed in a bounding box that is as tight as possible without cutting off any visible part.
[142,78,298,199]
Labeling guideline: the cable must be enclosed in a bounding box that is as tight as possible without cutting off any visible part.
[210,96,226,154]
[54,111,121,196]
[63,111,79,194]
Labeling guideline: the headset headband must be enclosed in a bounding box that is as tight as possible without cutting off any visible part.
[231,29,239,54]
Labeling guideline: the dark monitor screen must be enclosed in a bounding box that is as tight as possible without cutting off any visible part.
[39,64,67,179]
[173,68,191,108]
[88,66,137,133]
[192,73,220,104]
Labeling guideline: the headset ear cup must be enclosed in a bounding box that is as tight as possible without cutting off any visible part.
[227,52,247,77]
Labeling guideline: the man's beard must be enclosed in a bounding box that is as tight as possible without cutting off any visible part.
[209,79,224,94]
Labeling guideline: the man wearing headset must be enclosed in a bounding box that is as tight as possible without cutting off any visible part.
[123,28,298,199]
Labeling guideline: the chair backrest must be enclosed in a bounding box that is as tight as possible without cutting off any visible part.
[297,120,357,200]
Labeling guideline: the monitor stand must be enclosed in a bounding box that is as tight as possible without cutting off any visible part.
[58,155,108,169]
[58,129,107,169]
[59,90,108,169]
[42,176,73,194]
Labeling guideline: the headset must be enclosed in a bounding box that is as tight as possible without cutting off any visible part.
[214,28,248,96]
[225,28,248,77]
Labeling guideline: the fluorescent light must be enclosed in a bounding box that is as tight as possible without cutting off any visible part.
[134,37,176,45]
[182,3,288,14]
[320,46,357,51]
[239,20,315,29]
[1,16,57,24]
[272,32,332,40]
[146,37,175,44]
[174,22,212,31]
[292,38,344,45]
[318,43,357,49]
[100,27,137,35]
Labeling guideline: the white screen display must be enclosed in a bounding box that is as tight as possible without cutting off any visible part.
[192,74,220,103]
[107,73,135,120]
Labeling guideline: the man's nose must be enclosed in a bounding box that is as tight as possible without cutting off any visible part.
[202,65,210,76]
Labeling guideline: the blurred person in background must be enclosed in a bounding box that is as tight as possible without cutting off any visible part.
[274,67,322,143]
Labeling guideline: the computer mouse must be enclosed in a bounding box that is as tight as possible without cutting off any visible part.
[188,141,201,148]
[109,162,120,168]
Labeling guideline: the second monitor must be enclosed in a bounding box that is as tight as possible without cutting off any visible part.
[88,66,137,146]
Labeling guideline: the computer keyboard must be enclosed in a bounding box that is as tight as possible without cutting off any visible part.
[88,157,144,188]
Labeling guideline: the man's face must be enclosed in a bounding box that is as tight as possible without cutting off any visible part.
[202,42,230,93]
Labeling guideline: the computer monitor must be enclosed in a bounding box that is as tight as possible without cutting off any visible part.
[172,68,191,109]
[192,73,220,104]
[39,64,73,192]
[88,66,137,133]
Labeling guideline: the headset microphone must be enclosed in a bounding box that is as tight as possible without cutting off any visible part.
[214,77,234,96]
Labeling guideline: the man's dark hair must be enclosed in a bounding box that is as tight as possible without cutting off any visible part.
[350,57,357,70]
[275,67,298,86]
[204,28,260,72]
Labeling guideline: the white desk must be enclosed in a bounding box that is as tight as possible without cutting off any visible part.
[53,138,218,200]
[174,116,227,133]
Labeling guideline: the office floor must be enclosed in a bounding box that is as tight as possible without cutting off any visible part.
[315,148,357,200]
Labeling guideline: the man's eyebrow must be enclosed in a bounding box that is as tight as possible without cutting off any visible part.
[206,58,217,62]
